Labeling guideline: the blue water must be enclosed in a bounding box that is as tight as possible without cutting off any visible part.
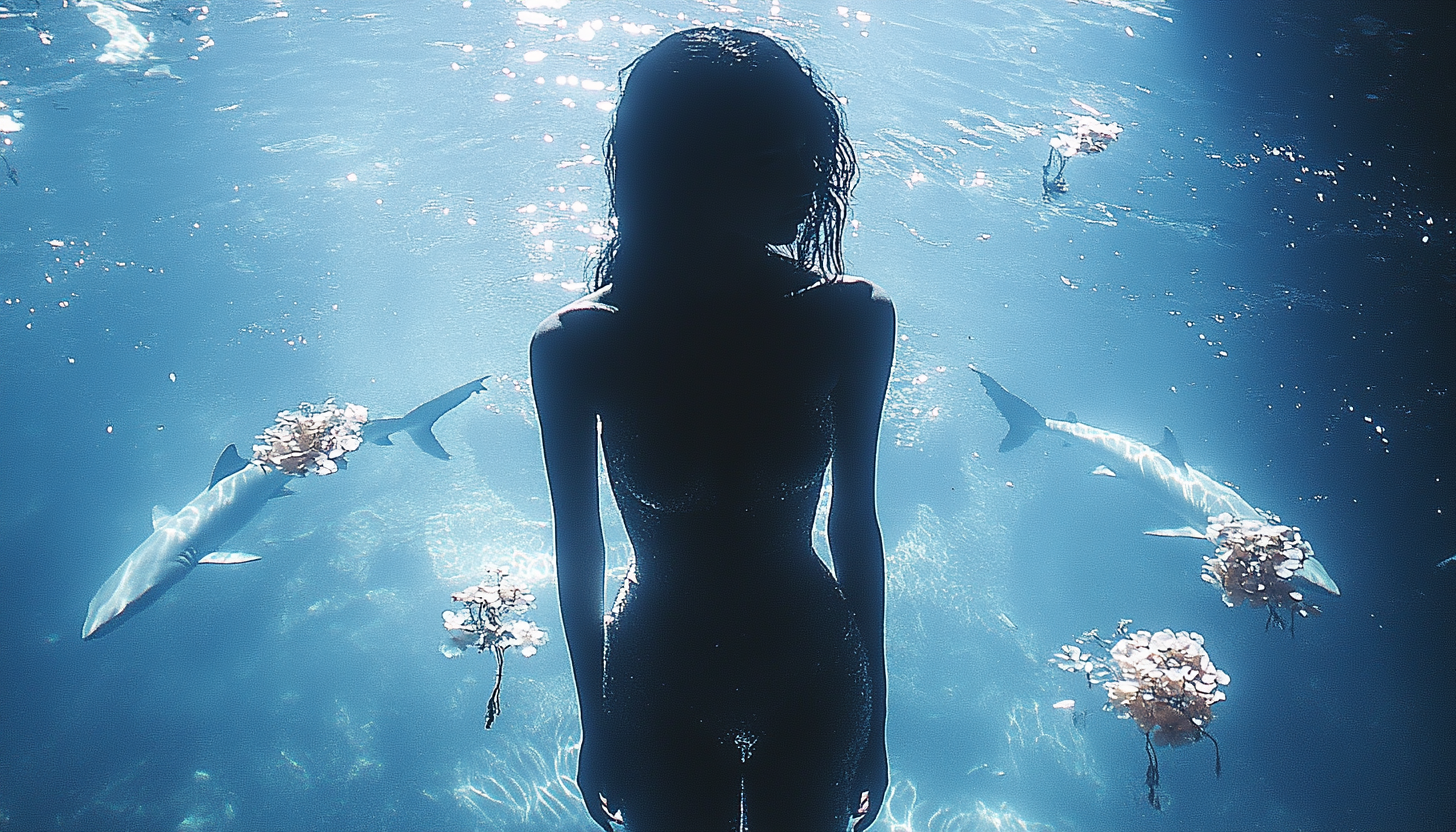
[2,0,1453,829]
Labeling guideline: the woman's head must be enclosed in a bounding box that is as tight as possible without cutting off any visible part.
[593,28,855,289]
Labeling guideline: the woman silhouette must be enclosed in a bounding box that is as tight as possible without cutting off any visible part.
[532,28,894,831]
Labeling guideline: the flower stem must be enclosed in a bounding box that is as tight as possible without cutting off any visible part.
[1144,731,1161,810]
[484,646,505,730]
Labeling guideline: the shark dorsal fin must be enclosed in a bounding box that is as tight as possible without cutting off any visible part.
[151,505,173,530]
[1153,427,1187,468]
[1066,412,1078,423]
[209,444,250,488]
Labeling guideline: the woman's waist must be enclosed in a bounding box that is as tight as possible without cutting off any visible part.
[609,551,858,654]
[618,492,819,545]
[622,522,824,588]
[617,541,842,611]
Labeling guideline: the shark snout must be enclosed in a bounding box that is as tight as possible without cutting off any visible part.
[82,543,189,640]
[81,604,121,640]
[82,587,131,640]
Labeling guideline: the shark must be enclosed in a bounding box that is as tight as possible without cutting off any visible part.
[360,375,488,459]
[972,368,1339,596]
[82,376,488,639]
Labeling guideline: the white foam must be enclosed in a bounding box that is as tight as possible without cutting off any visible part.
[0,114,22,133]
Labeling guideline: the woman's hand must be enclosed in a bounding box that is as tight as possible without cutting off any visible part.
[852,732,889,830]
[576,733,623,832]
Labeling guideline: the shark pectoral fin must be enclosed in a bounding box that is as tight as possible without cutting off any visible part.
[209,444,250,488]
[1296,556,1341,596]
[1153,427,1188,469]
[1091,464,1117,477]
[408,425,451,460]
[151,505,173,530]
[1144,526,1209,539]
[272,486,298,498]
[197,552,263,565]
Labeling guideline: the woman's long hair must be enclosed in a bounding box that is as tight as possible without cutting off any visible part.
[588,28,856,291]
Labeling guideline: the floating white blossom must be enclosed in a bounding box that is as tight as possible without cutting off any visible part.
[444,567,547,729]
[1202,512,1321,627]
[1048,114,1123,157]
[1053,620,1226,809]
[1103,627,1227,748]
[251,399,367,476]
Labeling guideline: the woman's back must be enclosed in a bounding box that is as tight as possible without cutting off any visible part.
[538,264,888,831]
[597,266,845,555]
[531,27,891,832]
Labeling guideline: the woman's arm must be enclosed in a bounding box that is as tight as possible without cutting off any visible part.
[530,310,617,831]
[826,279,895,830]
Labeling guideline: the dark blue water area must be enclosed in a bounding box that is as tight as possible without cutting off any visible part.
[2,0,1454,830]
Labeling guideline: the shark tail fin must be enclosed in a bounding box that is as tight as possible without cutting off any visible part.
[408,424,452,460]
[356,405,456,460]
[972,368,1046,452]
[359,376,487,460]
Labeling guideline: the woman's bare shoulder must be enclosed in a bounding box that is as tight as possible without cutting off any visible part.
[836,275,892,303]
[533,288,618,346]
[801,276,894,321]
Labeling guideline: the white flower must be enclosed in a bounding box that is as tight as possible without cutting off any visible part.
[506,619,548,657]
[251,398,368,476]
